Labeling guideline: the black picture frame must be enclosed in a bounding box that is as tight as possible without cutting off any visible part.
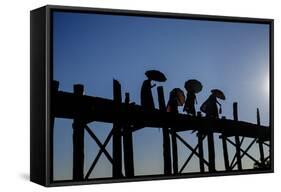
[30,5,274,187]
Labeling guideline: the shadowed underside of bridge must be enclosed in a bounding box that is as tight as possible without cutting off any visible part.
[50,80,271,183]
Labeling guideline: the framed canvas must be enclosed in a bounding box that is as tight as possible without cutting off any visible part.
[30,5,274,187]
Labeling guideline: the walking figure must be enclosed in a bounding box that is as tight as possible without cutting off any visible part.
[141,70,167,111]
[141,78,156,111]
[200,89,225,118]
[183,79,202,116]
[167,88,185,113]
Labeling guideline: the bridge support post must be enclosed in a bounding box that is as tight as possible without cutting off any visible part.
[171,128,178,175]
[220,116,230,171]
[157,86,172,176]
[197,112,205,173]
[221,135,230,171]
[207,131,216,172]
[72,84,85,181]
[256,108,265,165]
[112,80,123,178]
[233,102,242,171]
[123,92,134,178]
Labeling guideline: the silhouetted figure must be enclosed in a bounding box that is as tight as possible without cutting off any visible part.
[201,89,225,118]
[205,93,220,118]
[141,78,156,111]
[141,70,167,111]
[167,95,179,113]
[167,88,185,113]
[183,79,202,116]
[183,91,196,116]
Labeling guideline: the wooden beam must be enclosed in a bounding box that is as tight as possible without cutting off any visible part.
[197,112,205,173]
[226,137,260,165]
[230,138,257,169]
[233,102,242,171]
[85,129,114,180]
[220,116,230,171]
[72,84,85,181]
[112,80,123,178]
[53,91,270,140]
[207,130,216,172]
[157,86,172,176]
[173,130,209,166]
[179,143,201,173]
[85,126,113,164]
[257,108,265,164]
[123,92,135,178]
[171,128,178,175]
[221,135,230,171]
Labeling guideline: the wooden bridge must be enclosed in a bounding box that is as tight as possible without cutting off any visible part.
[50,80,271,183]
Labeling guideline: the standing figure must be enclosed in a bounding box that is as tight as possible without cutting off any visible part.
[167,88,185,113]
[141,70,167,111]
[141,78,156,111]
[201,89,225,118]
[183,91,197,116]
[205,93,220,118]
[183,79,203,116]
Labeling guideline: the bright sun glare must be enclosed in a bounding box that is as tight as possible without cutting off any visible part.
[263,74,270,96]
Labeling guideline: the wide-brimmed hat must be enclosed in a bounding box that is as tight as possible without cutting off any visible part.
[145,70,167,82]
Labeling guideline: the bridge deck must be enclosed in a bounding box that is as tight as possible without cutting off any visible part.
[52,91,270,141]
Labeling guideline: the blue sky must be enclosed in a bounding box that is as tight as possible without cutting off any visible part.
[52,11,270,180]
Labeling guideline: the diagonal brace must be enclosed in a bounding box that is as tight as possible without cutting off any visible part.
[231,138,257,169]
[85,128,114,179]
[169,130,209,167]
[226,137,259,165]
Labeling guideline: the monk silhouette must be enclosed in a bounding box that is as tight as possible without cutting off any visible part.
[201,89,224,118]
[183,90,196,116]
[141,77,156,111]
[167,88,185,113]
[183,79,202,116]
[205,93,220,118]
